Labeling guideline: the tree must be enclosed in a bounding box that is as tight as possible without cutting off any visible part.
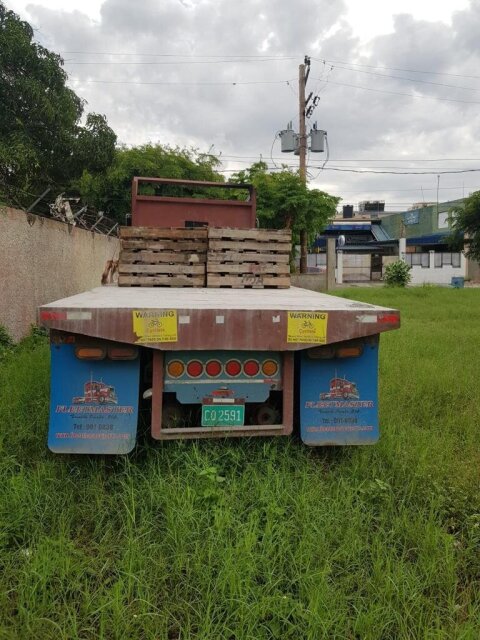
[232,162,339,248]
[0,3,116,208]
[75,144,223,222]
[449,191,480,262]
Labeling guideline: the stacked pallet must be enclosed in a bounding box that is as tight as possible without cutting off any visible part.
[207,228,291,289]
[118,227,207,287]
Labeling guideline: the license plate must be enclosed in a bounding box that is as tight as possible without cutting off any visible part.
[201,404,245,427]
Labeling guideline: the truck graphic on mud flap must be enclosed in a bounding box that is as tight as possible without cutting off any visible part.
[73,380,118,405]
[320,376,360,400]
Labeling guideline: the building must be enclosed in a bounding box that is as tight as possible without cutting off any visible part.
[312,199,480,284]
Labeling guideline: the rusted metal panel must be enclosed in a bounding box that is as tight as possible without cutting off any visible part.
[151,350,164,440]
[131,177,256,228]
[39,287,400,351]
[40,305,400,351]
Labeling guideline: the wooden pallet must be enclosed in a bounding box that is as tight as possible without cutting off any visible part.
[207,227,291,289]
[118,227,207,287]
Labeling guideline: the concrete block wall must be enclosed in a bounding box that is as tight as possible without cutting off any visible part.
[0,207,120,341]
[408,252,466,285]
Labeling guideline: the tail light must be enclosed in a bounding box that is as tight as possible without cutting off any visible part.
[75,346,106,360]
[225,360,242,377]
[337,346,363,358]
[108,346,138,360]
[262,360,278,377]
[167,360,185,378]
[205,360,222,377]
[243,360,260,377]
[186,360,203,377]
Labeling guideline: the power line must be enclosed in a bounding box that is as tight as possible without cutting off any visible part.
[316,57,480,81]
[215,153,480,162]
[60,50,480,81]
[64,57,295,66]
[326,185,479,193]
[311,166,480,175]
[212,156,480,171]
[311,77,480,105]
[313,59,480,94]
[61,51,299,59]
[78,78,295,86]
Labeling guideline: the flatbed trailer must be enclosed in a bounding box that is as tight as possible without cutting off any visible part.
[40,286,400,454]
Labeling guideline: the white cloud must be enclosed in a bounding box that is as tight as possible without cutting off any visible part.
[5,0,480,209]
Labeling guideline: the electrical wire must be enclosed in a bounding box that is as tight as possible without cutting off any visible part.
[313,57,480,81]
[310,167,480,175]
[61,51,300,59]
[308,134,330,180]
[208,153,480,162]
[64,57,295,66]
[270,132,281,169]
[311,59,480,94]
[79,78,296,86]
[310,78,480,105]
[322,185,479,193]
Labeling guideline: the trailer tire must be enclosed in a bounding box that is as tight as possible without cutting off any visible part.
[255,404,279,426]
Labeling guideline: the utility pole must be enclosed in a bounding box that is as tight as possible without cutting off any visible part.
[299,57,309,273]
[278,56,325,275]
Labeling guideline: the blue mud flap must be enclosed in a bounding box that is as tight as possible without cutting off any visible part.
[300,340,379,446]
[48,343,140,454]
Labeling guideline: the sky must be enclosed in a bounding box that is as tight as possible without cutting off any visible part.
[6,0,480,212]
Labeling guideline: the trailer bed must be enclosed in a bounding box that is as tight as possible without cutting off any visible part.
[40,286,400,350]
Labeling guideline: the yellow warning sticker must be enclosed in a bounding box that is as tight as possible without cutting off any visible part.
[287,311,328,344]
[132,310,178,344]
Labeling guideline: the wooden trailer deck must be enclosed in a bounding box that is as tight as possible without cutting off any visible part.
[39,286,400,350]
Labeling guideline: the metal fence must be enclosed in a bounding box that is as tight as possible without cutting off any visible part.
[434,252,461,268]
[404,252,462,268]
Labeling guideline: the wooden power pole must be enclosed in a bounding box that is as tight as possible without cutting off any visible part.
[298,60,308,273]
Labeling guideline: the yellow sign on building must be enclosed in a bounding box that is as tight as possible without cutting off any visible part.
[132,310,178,344]
[287,311,328,344]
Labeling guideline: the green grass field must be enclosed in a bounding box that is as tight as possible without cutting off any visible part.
[0,287,479,639]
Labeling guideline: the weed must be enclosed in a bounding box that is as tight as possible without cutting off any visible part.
[0,288,479,638]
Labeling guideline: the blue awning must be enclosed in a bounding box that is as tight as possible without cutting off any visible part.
[406,233,449,245]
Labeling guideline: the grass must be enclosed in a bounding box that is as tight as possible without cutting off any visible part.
[0,287,479,639]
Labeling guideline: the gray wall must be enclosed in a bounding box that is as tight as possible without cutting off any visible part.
[0,207,120,341]
[291,273,326,291]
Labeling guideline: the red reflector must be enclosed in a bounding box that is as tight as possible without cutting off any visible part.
[225,360,242,376]
[187,360,203,377]
[244,360,260,377]
[378,314,399,324]
[205,360,222,377]
[40,311,66,321]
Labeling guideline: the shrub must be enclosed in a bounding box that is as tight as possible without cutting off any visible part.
[383,260,412,287]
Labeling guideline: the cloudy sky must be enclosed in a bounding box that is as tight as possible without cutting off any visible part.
[7,0,480,212]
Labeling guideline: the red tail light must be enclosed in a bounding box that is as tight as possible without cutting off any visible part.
[186,360,203,377]
[205,360,222,377]
[244,360,260,377]
[225,360,242,377]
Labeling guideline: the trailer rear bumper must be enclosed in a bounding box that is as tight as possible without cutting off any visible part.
[150,351,294,440]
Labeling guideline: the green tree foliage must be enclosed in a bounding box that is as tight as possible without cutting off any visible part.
[231,162,339,244]
[449,191,480,262]
[75,145,223,222]
[0,3,116,208]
